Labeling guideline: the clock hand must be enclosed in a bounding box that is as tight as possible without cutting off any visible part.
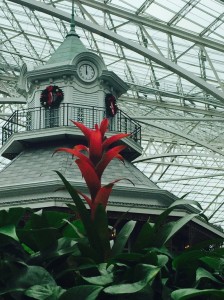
[86,65,88,75]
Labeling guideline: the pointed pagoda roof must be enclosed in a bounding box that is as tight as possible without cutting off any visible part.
[0,143,164,210]
[46,4,87,65]
[0,143,223,238]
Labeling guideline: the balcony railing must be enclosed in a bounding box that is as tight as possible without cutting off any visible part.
[2,104,141,145]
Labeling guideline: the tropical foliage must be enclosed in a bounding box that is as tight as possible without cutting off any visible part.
[0,119,224,299]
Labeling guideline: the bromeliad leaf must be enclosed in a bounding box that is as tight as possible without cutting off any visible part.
[102,133,130,150]
[132,222,155,251]
[75,159,101,200]
[96,145,126,178]
[93,204,111,261]
[111,220,136,257]
[62,219,84,238]
[54,171,89,220]
[55,171,103,261]
[155,200,203,232]
[54,119,129,220]
[162,213,199,245]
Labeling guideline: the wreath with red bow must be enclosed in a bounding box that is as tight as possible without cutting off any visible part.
[105,93,118,117]
[40,85,64,109]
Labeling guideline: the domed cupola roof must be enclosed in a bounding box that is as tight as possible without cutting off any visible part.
[46,6,87,66]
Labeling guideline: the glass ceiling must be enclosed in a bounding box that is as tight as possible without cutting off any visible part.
[1,0,224,228]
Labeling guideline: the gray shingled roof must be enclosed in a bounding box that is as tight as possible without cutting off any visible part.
[1,144,223,239]
[0,141,180,217]
[0,145,158,189]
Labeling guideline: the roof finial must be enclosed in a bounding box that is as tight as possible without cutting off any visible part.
[67,0,79,37]
[71,0,75,32]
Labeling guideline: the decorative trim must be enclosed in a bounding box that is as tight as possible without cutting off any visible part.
[108,200,168,209]
[105,93,118,117]
[0,197,73,207]
[40,85,64,109]
[100,70,129,97]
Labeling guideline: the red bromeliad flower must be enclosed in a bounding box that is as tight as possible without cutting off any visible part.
[55,118,130,219]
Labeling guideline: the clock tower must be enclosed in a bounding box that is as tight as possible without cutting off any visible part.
[14,5,136,146]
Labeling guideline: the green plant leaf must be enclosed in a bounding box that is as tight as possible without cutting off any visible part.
[52,237,79,257]
[104,264,160,294]
[25,284,65,300]
[55,171,103,261]
[0,224,19,241]
[24,212,46,230]
[66,203,79,213]
[82,263,114,286]
[154,222,175,247]
[18,227,59,252]
[112,252,143,264]
[190,238,224,251]
[1,265,57,299]
[157,254,169,267]
[171,288,224,300]
[170,200,203,211]
[173,250,205,270]
[78,242,100,262]
[82,272,114,286]
[15,265,57,288]
[93,204,111,261]
[0,288,25,296]
[55,171,90,223]
[111,220,136,256]
[172,250,209,287]
[196,267,222,285]
[23,210,70,230]
[155,200,202,231]
[59,285,103,300]
[0,207,28,227]
[22,242,35,255]
[62,219,85,238]
[162,213,198,245]
[180,192,191,199]
[132,222,155,252]
[200,256,224,272]
[42,210,71,228]
[0,259,27,287]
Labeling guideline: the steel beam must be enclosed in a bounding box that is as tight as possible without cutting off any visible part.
[134,152,221,163]
[137,120,224,156]
[8,0,224,103]
[71,0,224,53]
[0,97,26,104]
[155,172,224,183]
[133,117,224,121]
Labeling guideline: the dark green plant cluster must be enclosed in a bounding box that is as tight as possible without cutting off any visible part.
[0,195,224,300]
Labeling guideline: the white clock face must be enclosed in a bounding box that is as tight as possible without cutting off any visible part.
[78,63,96,82]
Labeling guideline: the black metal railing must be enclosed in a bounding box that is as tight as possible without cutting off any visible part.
[2,104,141,145]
